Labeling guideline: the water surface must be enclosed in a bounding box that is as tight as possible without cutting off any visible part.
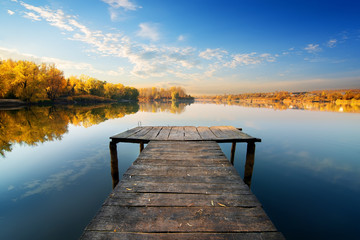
[0,102,359,239]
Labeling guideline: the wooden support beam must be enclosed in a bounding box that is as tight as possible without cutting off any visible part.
[230,141,236,165]
[244,142,255,187]
[109,141,119,189]
[139,142,144,152]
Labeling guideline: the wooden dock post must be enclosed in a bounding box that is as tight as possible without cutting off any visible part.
[244,142,256,187]
[230,141,236,165]
[109,141,119,189]
[139,142,144,152]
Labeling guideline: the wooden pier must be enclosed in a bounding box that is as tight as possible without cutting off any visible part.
[81,126,284,239]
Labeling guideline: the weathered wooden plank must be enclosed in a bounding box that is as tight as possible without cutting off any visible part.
[121,174,243,184]
[142,145,221,152]
[133,159,231,167]
[233,129,257,139]
[138,126,162,140]
[124,165,239,177]
[137,154,227,161]
[210,126,231,139]
[184,126,202,140]
[81,232,285,240]
[85,206,277,232]
[216,126,242,138]
[197,126,217,140]
[168,126,185,140]
[82,134,282,239]
[139,142,226,156]
[140,150,225,156]
[129,126,153,139]
[111,126,261,143]
[139,144,225,152]
[110,126,142,139]
[139,142,226,157]
[116,182,249,194]
[104,192,261,207]
[148,140,219,146]
[155,126,171,140]
[212,126,261,142]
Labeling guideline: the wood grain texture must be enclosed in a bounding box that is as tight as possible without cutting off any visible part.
[81,232,285,240]
[110,126,142,139]
[85,206,277,232]
[81,139,282,239]
[111,126,261,142]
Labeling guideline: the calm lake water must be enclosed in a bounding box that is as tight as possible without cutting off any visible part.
[0,101,359,240]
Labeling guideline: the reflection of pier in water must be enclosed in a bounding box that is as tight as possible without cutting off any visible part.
[81,126,284,239]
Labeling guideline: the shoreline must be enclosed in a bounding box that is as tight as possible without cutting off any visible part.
[195,98,360,106]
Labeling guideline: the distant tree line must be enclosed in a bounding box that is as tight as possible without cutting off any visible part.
[0,59,138,102]
[138,86,194,101]
[198,89,360,103]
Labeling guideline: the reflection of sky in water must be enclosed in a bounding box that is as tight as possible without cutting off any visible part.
[0,103,359,240]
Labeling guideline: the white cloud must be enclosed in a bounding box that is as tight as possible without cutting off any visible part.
[24,12,41,21]
[14,2,281,82]
[327,39,337,48]
[225,52,276,68]
[102,0,141,21]
[101,0,140,11]
[177,35,185,41]
[19,148,108,199]
[199,48,228,61]
[304,43,321,53]
[137,23,160,41]
[7,10,15,15]
[21,2,74,31]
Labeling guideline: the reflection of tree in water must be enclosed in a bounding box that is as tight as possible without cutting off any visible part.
[139,100,193,114]
[0,103,139,156]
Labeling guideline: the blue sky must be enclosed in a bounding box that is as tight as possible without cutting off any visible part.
[0,0,359,94]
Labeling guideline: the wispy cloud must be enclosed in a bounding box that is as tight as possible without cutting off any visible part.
[7,10,15,15]
[177,35,185,41]
[21,2,74,31]
[225,52,276,68]
[327,39,337,48]
[304,43,321,53]
[102,0,140,11]
[199,48,228,61]
[13,2,282,82]
[101,0,141,21]
[23,11,41,21]
[137,22,160,41]
[18,147,108,199]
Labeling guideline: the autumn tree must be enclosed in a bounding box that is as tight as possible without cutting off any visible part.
[0,60,16,98]
[12,60,44,102]
[42,64,66,101]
